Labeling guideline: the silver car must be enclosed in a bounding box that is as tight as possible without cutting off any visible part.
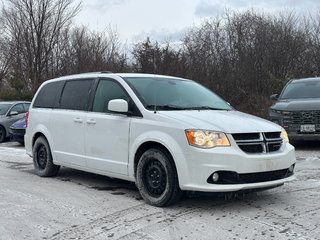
[0,101,31,143]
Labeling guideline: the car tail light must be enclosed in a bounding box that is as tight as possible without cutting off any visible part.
[25,111,29,128]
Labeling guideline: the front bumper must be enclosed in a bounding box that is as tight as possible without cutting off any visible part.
[175,143,296,192]
[285,124,320,140]
[9,128,25,143]
[287,132,320,141]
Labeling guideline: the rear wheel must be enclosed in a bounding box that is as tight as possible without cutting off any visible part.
[136,148,182,207]
[0,126,6,143]
[33,136,60,177]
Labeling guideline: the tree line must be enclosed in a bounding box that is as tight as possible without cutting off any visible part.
[1,0,320,117]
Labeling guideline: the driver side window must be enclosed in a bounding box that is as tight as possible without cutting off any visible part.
[92,79,129,113]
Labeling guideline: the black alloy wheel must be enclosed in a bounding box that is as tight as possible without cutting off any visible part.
[33,136,60,177]
[144,159,167,197]
[36,145,48,170]
[136,148,182,207]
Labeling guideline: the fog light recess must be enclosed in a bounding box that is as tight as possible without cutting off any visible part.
[289,164,294,173]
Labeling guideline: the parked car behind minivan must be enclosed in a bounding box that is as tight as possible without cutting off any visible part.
[9,116,27,144]
[25,73,296,206]
[0,101,30,143]
[269,77,320,141]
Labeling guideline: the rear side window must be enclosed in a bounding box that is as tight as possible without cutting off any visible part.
[33,81,64,108]
[60,79,93,111]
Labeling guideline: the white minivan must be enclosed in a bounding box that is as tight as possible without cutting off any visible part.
[25,73,296,206]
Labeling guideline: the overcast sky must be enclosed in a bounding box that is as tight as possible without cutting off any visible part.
[75,0,320,44]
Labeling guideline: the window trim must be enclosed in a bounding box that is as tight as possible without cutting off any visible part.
[89,77,142,117]
[58,78,96,111]
[33,81,65,109]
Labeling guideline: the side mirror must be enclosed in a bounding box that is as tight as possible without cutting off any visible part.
[108,99,128,113]
[270,94,279,101]
[9,111,19,116]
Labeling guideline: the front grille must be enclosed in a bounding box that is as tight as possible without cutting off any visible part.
[265,132,280,139]
[232,132,282,154]
[232,133,260,141]
[240,169,291,183]
[284,110,320,124]
[239,144,263,153]
[268,142,282,152]
[207,167,294,184]
[281,110,320,134]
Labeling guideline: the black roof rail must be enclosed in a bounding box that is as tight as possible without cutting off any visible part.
[101,71,112,73]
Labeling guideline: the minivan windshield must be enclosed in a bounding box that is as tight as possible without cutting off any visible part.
[0,103,12,115]
[280,80,320,99]
[123,77,232,111]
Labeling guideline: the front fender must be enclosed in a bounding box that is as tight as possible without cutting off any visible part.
[128,130,189,186]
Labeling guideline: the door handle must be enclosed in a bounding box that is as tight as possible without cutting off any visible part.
[74,117,83,123]
[86,119,96,125]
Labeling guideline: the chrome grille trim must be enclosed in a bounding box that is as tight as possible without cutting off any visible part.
[232,132,282,154]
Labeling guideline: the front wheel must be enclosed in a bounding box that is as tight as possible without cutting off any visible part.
[33,136,60,177]
[136,148,182,207]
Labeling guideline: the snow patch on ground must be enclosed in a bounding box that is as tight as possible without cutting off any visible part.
[0,146,31,163]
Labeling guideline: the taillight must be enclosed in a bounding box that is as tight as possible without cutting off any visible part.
[25,111,29,128]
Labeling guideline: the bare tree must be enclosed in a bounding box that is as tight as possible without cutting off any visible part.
[0,36,11,83]
[2,0,81,92]
[0,14,10,84]
[306,11,320,76]
[132,37,183,76]
[180,10,311,117]
[55,26,128,75]
[70,26,122,73]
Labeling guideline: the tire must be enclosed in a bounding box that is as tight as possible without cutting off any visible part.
[33,136,60,177]
[136,148,182,207]
[0,126,6,143]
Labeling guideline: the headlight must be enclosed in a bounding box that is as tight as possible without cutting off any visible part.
[270,109,290,115]
[185,130,230,148]
[270,109,282,115]
[281,129,289,143]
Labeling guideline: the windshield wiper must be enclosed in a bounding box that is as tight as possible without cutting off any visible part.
[145,105,187,111]
[186,106,227,110]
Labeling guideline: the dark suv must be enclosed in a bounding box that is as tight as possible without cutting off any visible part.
[269,77,320,141]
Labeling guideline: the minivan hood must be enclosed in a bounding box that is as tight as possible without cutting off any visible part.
[271,98,320,111]
[159,110,281,133]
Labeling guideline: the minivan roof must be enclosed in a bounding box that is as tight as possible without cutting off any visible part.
[48,72,184,82]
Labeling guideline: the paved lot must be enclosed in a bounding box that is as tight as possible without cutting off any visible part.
[0,141,320,240]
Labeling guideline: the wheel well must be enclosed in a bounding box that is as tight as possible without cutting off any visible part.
[32,132,47,147]
[134,141,176,178]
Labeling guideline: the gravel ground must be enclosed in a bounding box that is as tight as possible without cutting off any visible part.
[0,141,319,240]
